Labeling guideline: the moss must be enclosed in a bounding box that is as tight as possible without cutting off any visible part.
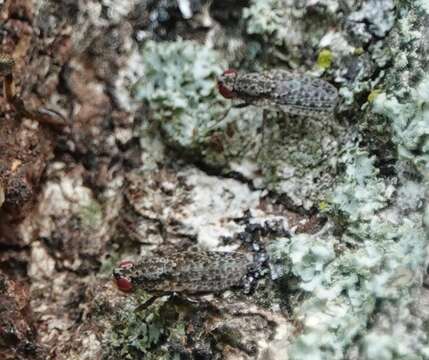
[317,49,333,70]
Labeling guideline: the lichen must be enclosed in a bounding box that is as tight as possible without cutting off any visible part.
[243,0,292,46]
[79,200,103,230]
[267,1,429,357]
[103,296,170,359]
[367,89,382,103]
[373,76,429,175]
[133,27,349,209]
[329,149,394,222]
[270,153,428,358]
[102,294,219,360]
[134,39,227,150]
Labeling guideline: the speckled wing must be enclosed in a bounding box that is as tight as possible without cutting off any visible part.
[133,251,253,293]
[0,54,14,76]
[267,69,338,117]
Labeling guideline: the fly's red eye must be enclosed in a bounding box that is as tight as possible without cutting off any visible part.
[218,83,236,99]
[116,277,133,292]
[218,69,237,99]
[119,260,134,270]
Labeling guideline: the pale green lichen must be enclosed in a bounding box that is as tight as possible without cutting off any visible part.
[270,148,428,358]
[133,39,265,169]
[268,1,429,356]
[242,0,334,54]
[102,288,195,360]
[373,76,429,176]
[330,149,394,222]
[134,39,227,149]
[103,297,168,359]
[243,0,290,45]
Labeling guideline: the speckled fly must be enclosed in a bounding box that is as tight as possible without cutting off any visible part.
[217,69,338,117]
[113,250,255,294]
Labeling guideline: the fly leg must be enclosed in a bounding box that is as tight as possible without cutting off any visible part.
[134,294,165,312]
[232,101,250,109]
[256,109,269,157]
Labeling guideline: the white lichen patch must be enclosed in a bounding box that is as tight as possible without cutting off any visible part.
[178,167,262,248]
[126,166,262,249]
[114,47,145,113]
[33,166,97,238]
[28,240,56,280]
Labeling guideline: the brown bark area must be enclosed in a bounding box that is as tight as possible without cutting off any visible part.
[0,0,129,357]
[0,0,55,246]
[0,1,64,358]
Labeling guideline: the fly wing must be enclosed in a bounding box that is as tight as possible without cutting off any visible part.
[173,251,253,293]
[136,251,253,293]
[269,70,338,117]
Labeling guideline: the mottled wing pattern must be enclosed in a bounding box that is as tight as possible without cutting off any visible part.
[133,251,253,293]
[234,72,276,102]
[0,54,14,76]
[267,70,338,117]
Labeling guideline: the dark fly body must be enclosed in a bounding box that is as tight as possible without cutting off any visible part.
[217,69,338,117]
[113,250,255,294]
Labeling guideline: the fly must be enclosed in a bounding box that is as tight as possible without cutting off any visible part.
[113,250,255,294]
[217,69,338,117]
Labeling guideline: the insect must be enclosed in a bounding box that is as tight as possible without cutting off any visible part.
[0,53,67,128]
[217,69,338,117]
[113,250,255,294]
